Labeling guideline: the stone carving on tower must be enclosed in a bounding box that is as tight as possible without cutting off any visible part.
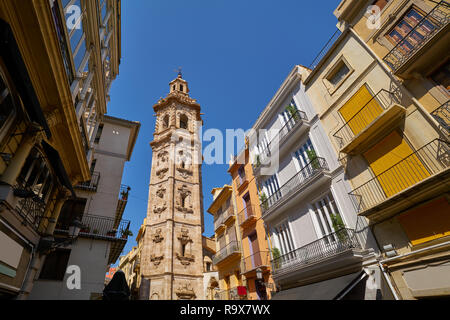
[140,72,205,300]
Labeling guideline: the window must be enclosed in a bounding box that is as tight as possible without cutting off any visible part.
[39,249,71,281]
[387,7,437,54]
[163,115,169,129]
[179,114,188,130]
[280,100,299,130]
[274,222,295,256]
[311,193,344,243]
[294,138,316,172]
[0,60,16,132]
[94,124,104,144]
[180,84,184,92]
[263,175,281,201]
[56,198,87,230]
[237,166,246,184]
[206,262,212,272]
[17,148,54,201]
[327,60,350,87]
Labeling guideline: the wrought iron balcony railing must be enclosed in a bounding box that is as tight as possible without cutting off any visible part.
[222,206,235,222]
[383,1,450,73]
[260,157,329,215]
[119,184,130,201]
[214,213,224,231]
[214,287,244,300]
[238,205,258,227]
[14,193,46,231]
[75,171,100,192]
[271,228,361,274]
[212,241,240,265]
[242,251,271,273]
[309,29,342,71]
[431,100,449,136]
[256,109,308,167]
[333,89,402,149]
[349,139,450,213]
[55,214,131,241]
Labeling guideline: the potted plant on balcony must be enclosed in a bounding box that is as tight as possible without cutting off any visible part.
[121,229,133,239]
[272,248,281,270]
[285,104,300,122]
[306,149,320,170]
[80,226,90,234]
[331,214,348,243]
[259,192,268,211]
[107,229,117,237]
[254,155,261,168]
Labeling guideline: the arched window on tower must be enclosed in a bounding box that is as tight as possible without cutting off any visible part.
[179,114,188,130]
[162,115,169,130]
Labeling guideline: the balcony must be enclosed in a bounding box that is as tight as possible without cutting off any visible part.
[431,100,449,136]
[222,207,236,224]
[349,139,450,222]
[55,214,131,265]
[13,190,46,231]
[75,171,100,192]
[383,1,450,77]
[333,90,405,155]
[214,214,225,233]
[254,110,309,174]
[212,241,241,266]
[115,184,130,225]
[242,251,271,274]
[260,158,331,221]
[271,229,364,284]
[214,287,246,300]
[238,205,258,229]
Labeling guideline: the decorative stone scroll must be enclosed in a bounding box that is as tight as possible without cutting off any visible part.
[175,281,196,300]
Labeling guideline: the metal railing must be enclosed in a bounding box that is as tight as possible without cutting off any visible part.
[75,171,100,191]
[256,110,308,167]
[222,206,235,222]
[333,89,401,148]
[260,157,329,215]
[383,1,450,72]
[214,213,224,231]
[431,100,450,136]
[271,228,360,274]
[349,139,450,213]
[214,287,243,300]
[119,185,130,201]
[242,251,271,273]
[55,214,131,240]
[14,194,46,231]
[309,29,342,71]
[238,205,258,227]
[212,241,240,265]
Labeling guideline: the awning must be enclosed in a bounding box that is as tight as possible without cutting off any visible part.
[42,141,76,198]
[0,19,51,139]
[272,271,365,300]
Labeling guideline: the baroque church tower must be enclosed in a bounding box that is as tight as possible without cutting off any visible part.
[140,73,205,300]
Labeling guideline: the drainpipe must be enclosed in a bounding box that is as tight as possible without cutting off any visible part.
[348,27,443,134]
[377,261,400,300]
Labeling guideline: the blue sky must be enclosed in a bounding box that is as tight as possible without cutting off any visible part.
[107,0,340,261]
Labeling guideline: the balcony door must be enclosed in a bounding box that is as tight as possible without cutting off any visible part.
[387,7,437,55]
[311,193,344,246]
[363,131,430,198]
[294,138,316,176]
[242,193,252,219]
[280,100,299,132]
[248,232,261,269]
[338,85,383,136]
[263,175,281,206]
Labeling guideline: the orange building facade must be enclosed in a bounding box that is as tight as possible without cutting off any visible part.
[228,145,275,300]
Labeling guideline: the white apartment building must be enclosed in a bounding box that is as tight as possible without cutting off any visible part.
[28,115,140,300]
[249,65,386,300]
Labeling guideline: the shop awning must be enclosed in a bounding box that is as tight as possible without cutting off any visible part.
[42,141,76,198]
[272,271,366,300]
[0,19,51,139]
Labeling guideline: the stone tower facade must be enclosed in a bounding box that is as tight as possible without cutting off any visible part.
[140,73,205,300]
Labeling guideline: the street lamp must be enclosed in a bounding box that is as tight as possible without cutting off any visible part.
[37,219,84,253]
[255,267,268,300]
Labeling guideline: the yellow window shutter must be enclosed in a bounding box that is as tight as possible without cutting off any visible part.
[398,197,450,246]
[363,131,430,198]
[339,85,384,136]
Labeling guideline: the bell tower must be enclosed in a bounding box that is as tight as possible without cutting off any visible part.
[140,72,205,300]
